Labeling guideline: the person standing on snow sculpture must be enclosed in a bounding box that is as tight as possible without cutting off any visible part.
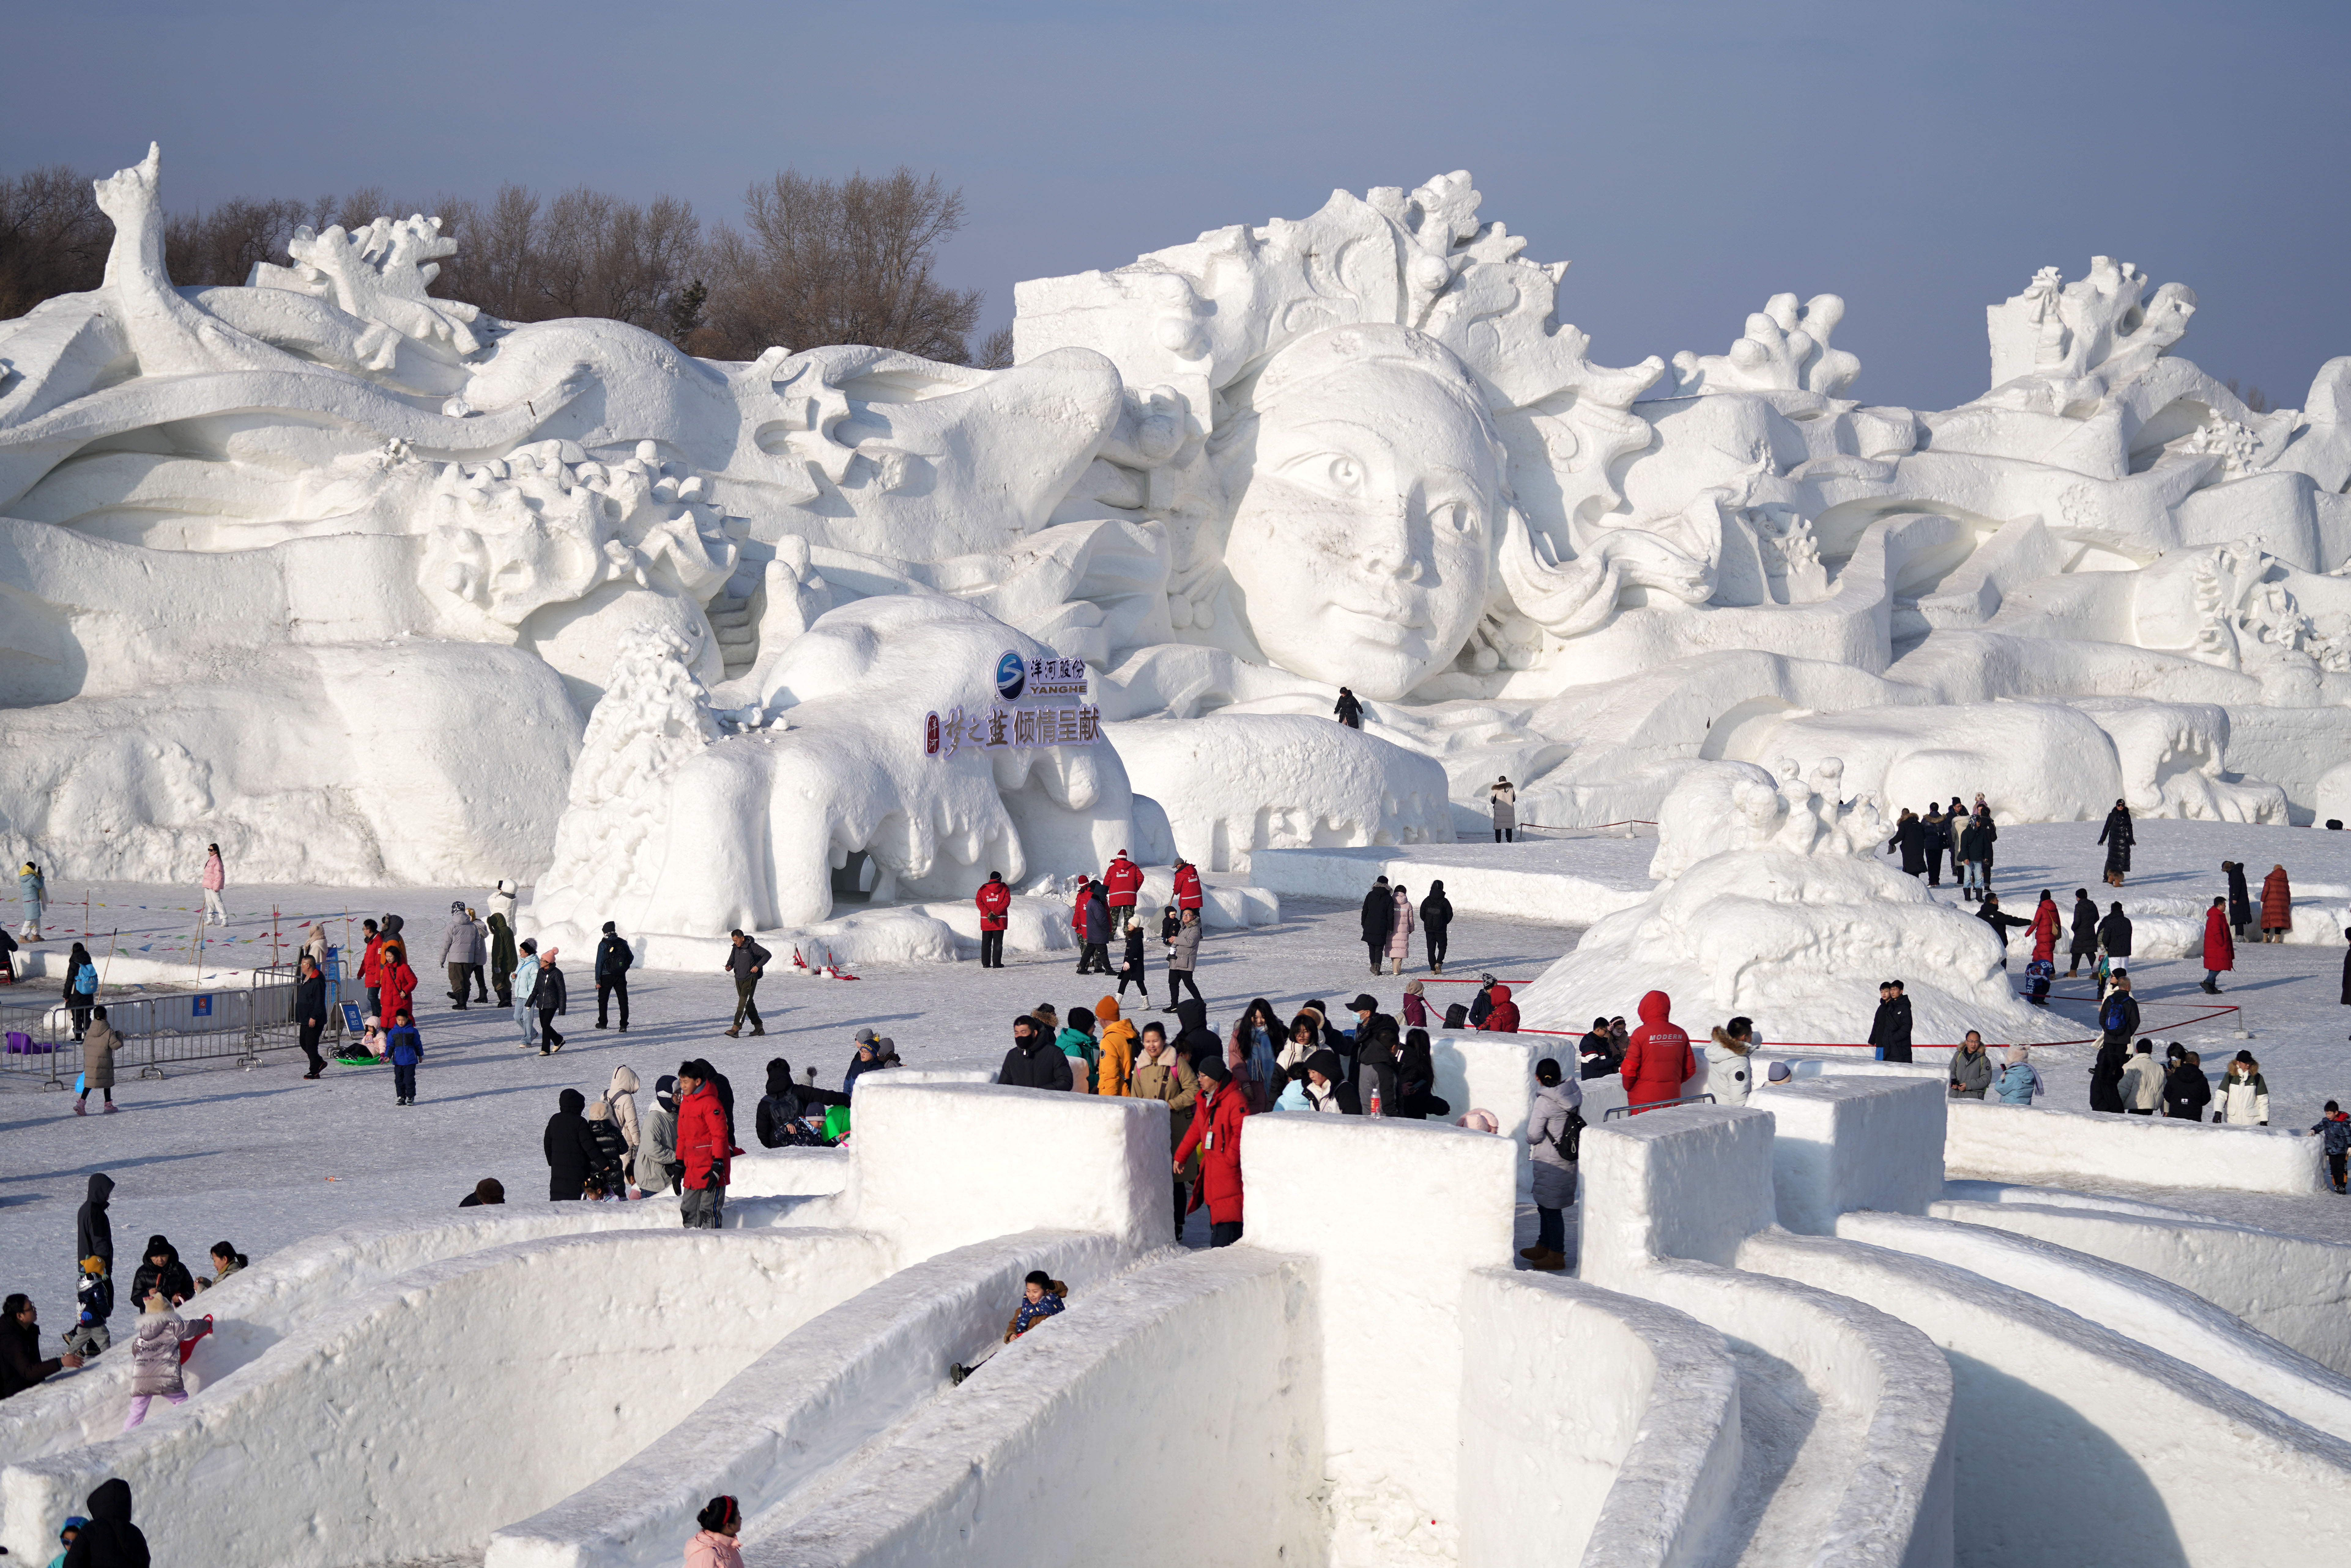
[1921,804,1952,887]
[2259,863,2293,943]
[1490,777,1518,843]
[1621,992,1695,1112]
[1164,906,1204,1011]
[1102,849,1143,942]
[1976,892,2031,967]
[17,860,44,942]
[2224,861,2253,939]
[1385,882,1415,975]
[675,1060,734,1226]
[1171,856,1203,917]
[1521,1058,1582,1271]
[1955,811,1993,903]
[1420,880,1454,974]
[1868,981,1913,1063]
[1706,1017,1755,1106]
[722,929,769,1037]
[2097,799,2134,887]
[1358,875,1395,975]
[593,921,633,1031]
[2065,888,2100,979]
[1175,1056,1248,1246]
[200,843,227,927]
[974,871,1012,968]
[1972,796,1999,881]
[1333,687,1363,728]
[2214,1051,2269,1125]
[2200,895,2234,994]
[1887,807,1926,878]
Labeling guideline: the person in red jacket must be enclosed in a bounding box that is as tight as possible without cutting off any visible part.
[2030,891,2059,966]
[675,1058,733,1228]
[975,872,1012,969]
[377,934,418,1039]
[2200,894,2234,994]
[1481,982,1521,1032]
[1620,990,1695,1112]
[1174,1057,1248,1246]
[1102,851,1143,940]
[357,919,384,1018]
[1171,858,1203,913]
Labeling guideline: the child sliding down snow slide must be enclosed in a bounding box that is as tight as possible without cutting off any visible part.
[949,1270,1067,1385]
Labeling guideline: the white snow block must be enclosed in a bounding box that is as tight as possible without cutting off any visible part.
[726,1144,855,1199]
[1943,1097,2326,1195]
[1577,1105,1777,1290]
[0,1229,895,1568]
[1843,1210,2351,1443]
[752,1248,1320,1568]
[1431,1031,1540,1195]
[1242,1111,1517,1562]
[1457,1269,1742,1568]
[485,1229,1136,1568]
[849,1081,1171,1265]
[1247,845,1653,922]
[1739,1227,2351,1568]
[1753,1076,1945,1235]
[1931,1199,2351,1377]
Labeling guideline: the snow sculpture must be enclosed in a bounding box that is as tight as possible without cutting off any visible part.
[12,144,2351,906]
[1521,760,2069,1047]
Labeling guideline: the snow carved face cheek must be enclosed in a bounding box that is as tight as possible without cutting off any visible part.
[1219,338,1500,700]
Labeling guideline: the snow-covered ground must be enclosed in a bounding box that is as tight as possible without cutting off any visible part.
[5,817,2350,1337]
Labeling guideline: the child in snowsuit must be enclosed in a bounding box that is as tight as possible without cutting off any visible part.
[64,1256,113,1357]
[386,1012,424,1104]
[949,1270,1068,1385]
[124,1292,210,1429]
[2315,1101,2351,1194]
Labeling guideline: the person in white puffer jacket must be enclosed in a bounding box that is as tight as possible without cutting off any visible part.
[2213,1050,2270,1125]
[1520,1058,1583,1272]
[1706,1017,1756,1107]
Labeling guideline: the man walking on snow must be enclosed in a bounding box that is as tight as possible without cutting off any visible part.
[723,930,770,1037]
[1102,850,1143,941]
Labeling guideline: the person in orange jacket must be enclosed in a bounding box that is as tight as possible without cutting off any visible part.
[1094,994,1138,1095]
[975,872,1012,968]
[1102,850,1143,940]
[1620,990,1694,1112]
[1174,1057,1248,1245]
[675,1058,735,1228]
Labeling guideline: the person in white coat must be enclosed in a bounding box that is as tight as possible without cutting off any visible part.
[2214,1051,2270,1125]
[1706,1017,1756,1107]
[1489,777,1518,843]
[1521,1058,1583,1271]
[2119,1039,2165,1115]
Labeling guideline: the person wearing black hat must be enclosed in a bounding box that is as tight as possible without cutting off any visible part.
[1358,877,1395,974]
[640,1076,683,1194]
[1177,1056,1249,1245]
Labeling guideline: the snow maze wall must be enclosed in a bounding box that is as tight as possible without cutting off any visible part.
[6,1077,2351,1567]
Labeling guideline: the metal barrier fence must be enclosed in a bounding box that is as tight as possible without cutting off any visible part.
[0,962,333,1090]
[1600,1092,1719,1121]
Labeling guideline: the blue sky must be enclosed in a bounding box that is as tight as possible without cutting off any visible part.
[8,0,2344,411]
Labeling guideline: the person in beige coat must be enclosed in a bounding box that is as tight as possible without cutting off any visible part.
[77,1007,121,1114]
[603,1064,644,1197]
[1129,1022,1197,1234]
[2119,1039,2165,1114]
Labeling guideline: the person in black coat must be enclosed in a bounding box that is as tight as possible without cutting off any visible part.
[1395,1028,1451,1119]
[1000,1016,1074,1090]
[2226,862,2253,937]
[1955,815,1994,903]
[1976,893,2031,967]
[77,1173,114,1280]
[593,921,633,1031]
[1920,806,1951,886]
[1172,997,1224,1073]
[2098,902,2134,962]
[1075,882,1113,975]
[129,1235,195,1307]
[543,1088,596,1200]
[293,956,329,1079]
[1886,810,1926,876]
[2161,1043,2212,1121]
[1419,881,1454,974]
[2,1293,83,1399]
[1333,687,1363,728]
[1358,877,1394,974]
[2065,888,2100,978]
[62,1476,148,1567]
[2097,800,2134,886]
[1578,1017,1617,1079]
[1867,981,1914,1062]
[2089,1036,2129,1113]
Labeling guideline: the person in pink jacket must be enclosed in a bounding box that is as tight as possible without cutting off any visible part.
[200,843,226,927]
[685,1495,744,1567]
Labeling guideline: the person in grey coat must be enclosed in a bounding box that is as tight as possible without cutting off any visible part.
[1947,1032,1993,1098]
[1164,906,1204,1011]
[439,901,487,1010]
[1521,1058,1581,1271]
[637,1075,682,1195]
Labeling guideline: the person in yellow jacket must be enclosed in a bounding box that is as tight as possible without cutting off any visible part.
[1094,994,1139,1096]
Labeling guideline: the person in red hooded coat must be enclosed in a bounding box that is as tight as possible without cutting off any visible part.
[2200,895,2234,994]
[2029,891,2060,965]
[1621,990,1695,1111]
[1174,1057,1248,1245]
[1480,983,1520,1032]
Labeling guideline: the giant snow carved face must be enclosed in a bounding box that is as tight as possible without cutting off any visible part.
[1214,326,1502,699]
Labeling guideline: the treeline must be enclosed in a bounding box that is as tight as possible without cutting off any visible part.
[0,164,1009,366]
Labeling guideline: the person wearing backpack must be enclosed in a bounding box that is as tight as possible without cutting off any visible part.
[61,942,98,1040]
[593,921,633,1031]
[2097,971,2139,1047]
[1521,1057,1583,1271]
[2089,975,2137,1112]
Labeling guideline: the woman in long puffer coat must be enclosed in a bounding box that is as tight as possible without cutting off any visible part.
[2225,861,2253,937]
[2200,897,2234,994]
[1521,1058,1581,1270]
[1385,885,1415,975]
[2260,865,2293,942]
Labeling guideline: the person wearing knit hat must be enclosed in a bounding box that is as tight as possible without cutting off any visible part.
[638,1076,682,1196]
[1994,1045,2042,1106]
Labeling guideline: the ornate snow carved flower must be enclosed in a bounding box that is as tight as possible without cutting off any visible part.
[254,215,485,358]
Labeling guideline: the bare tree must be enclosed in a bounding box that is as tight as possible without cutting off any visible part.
[2223,377,2271,415]
[428,183,700,334]
[0,166,108,319]
[700,166,985,363]
[974,324,1016,369]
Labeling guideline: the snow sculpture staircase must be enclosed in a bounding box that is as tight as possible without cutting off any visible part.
[707,577,761,681]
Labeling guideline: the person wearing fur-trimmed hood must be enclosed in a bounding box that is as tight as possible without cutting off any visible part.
[2214,1051,2269,1125]
[1706,1018,1755,1106]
